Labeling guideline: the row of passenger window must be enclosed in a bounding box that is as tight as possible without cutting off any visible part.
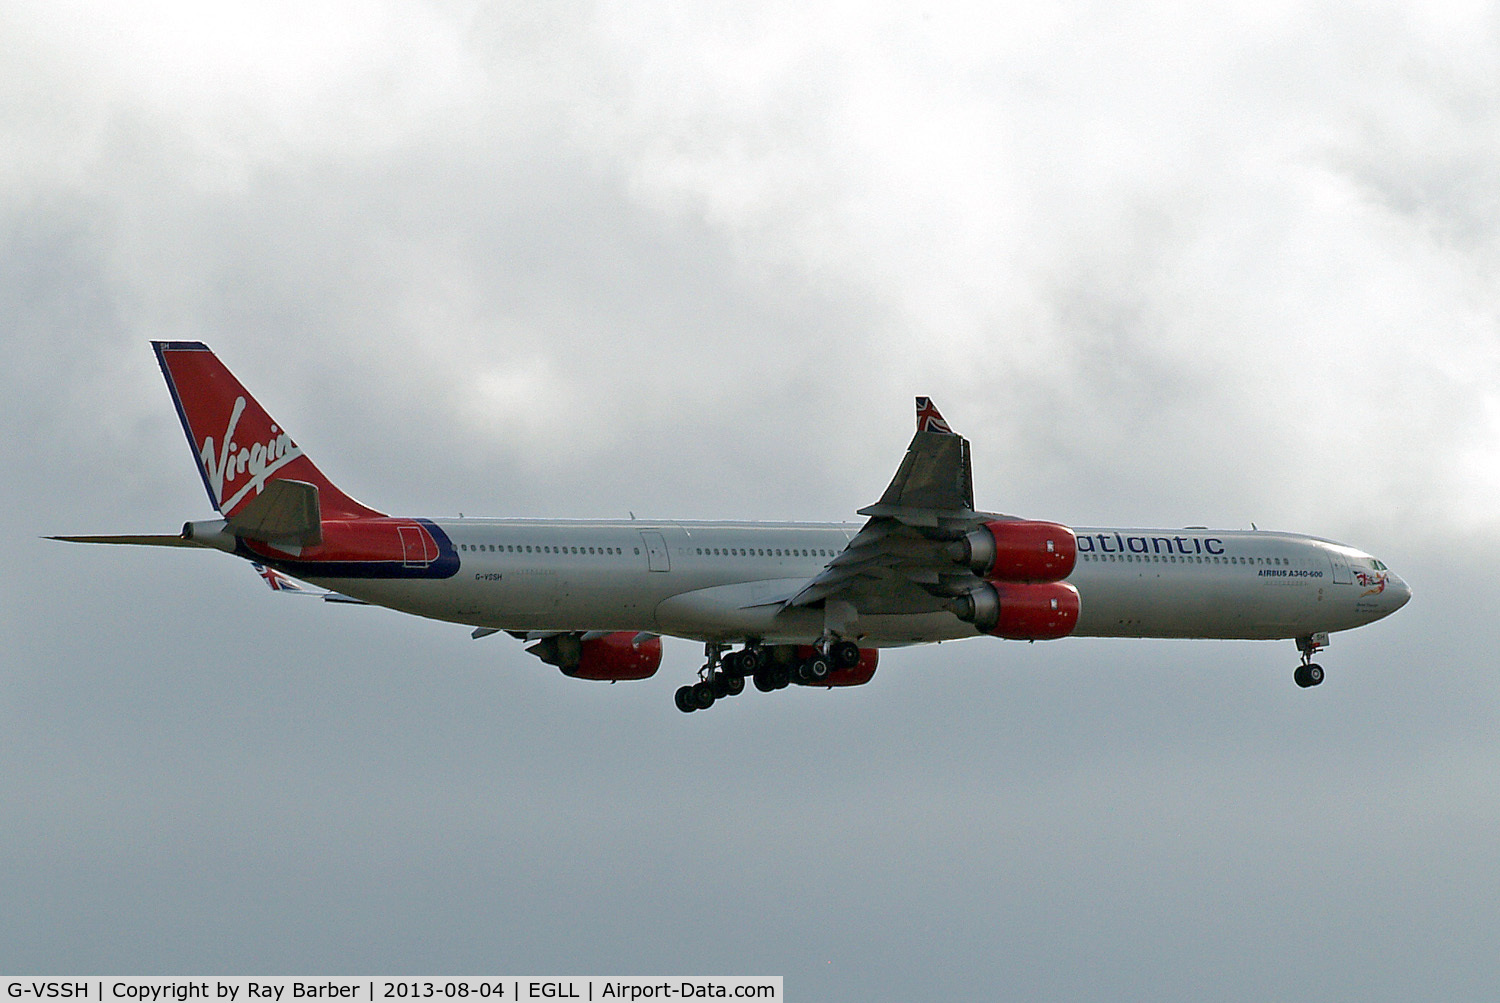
[1082,554,1295,565]
[458,542,836,558]
[694,547,833,558]
[459,543,632,556]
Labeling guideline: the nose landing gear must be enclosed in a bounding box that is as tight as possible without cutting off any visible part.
[1294,633,1327,688]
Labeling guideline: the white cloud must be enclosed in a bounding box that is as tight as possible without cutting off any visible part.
[8,0,1493,531]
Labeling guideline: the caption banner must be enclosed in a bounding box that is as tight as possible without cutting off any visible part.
[4,982,781,1003]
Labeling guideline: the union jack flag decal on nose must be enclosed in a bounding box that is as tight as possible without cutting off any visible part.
[915,397,954,435]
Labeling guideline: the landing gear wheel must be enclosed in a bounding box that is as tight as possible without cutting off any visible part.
[804,655,831,682]
[711,672,731,698]
[1293,634,1328,689]
[675,685,697,713]
[691,680,717,709]
[739,648,762,674]
[724,673,745,696]
[771,665,791,689]
[830,640,860,669]
[1294,663,1325,688]
[753,670,775,693]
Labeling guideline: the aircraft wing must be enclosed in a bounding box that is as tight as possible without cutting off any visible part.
[785,398,990,617]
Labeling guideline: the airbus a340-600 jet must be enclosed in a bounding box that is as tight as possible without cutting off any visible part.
[54,343,1410,712]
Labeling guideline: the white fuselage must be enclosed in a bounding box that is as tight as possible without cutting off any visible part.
[304,520,1411,646]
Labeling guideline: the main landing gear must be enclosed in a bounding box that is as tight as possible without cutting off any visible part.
[674,640,862,712]
[673,643,745,713]
[1294,633,1327,689]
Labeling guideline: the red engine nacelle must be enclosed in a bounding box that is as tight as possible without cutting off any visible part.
[792,645,879,687]
[951,519,1077,583]
[532,632,663,681]
[826,647,879,687]
[949,581,1080,640]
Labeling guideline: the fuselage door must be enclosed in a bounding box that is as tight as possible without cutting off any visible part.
[640,531,671,572]
[399,525,432,568]
[1327,549,1353,584]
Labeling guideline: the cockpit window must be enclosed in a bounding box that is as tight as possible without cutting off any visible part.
[1371,559,1387,571]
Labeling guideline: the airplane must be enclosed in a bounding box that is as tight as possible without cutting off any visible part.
[52,342,1411,712]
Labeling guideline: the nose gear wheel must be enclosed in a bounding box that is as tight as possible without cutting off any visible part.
[1293,634,1327,688]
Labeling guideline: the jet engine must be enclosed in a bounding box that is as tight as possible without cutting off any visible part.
[950,519,1077,583]
[789,645,879,687]
[948,581,1080,640]
[528,631,663,681]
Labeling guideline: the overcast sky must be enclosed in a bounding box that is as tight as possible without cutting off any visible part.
[3,1,1498,998]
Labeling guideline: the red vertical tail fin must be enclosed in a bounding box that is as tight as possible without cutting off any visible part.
[153,342,383,520]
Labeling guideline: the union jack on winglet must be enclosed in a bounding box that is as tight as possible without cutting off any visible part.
[255,562,311,593]
[915,397,954,435]
[251,561,369,603]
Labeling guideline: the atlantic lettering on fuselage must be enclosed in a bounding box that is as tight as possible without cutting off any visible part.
[1077,532,1225,555]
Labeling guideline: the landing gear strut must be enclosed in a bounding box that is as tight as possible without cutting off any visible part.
[1294,633,1327,688]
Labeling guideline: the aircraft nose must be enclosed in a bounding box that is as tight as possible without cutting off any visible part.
[1387,572,1412,611]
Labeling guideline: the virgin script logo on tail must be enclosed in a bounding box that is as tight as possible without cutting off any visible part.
[200,396,304,511]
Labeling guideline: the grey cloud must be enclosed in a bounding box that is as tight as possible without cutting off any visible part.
[3,3,1498,999]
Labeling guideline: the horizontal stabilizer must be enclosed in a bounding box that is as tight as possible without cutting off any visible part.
[48,533,199,548]
[227,478,322,548]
